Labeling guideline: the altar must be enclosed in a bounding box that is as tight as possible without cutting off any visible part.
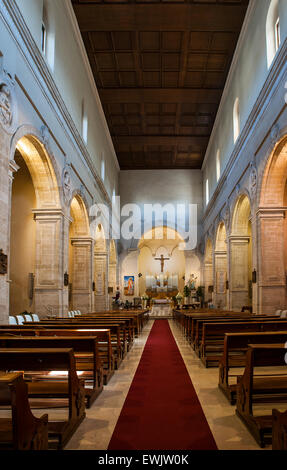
[150,299,173,318]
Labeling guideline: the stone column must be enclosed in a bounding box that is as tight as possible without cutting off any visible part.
[257,208,286,314]
[70,238,93,313]
[108,262,117,309]
[0,139,13,324]
[229,236,251,311]
[94,250,108,311]
[32,209,68,317]
[204,261,213,302]
[214,250,228,309]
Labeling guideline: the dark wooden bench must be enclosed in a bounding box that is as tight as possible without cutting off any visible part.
[31,319,129,362]
[3,325,116,385]
[0,372,48,450]
[0,336,103,408]
[236,344,287,447]
[218,331,287,404]
[200,320,287,366]
[272,409,287,450]
[0,348,86,449]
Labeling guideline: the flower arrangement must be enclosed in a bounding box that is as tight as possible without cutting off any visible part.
[176,292,183,301]
[141,293,149,301]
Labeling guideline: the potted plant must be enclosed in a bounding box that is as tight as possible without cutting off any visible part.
[196,286,204,306]
[176,292,183,308]
[183,285,191,305]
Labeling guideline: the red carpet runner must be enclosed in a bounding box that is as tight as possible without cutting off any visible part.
[108,320,217,450]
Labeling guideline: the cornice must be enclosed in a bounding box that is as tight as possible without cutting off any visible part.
[202,0,256,170]
[202,36,287,226]
[64,0,120,173]
[0,0,114,207]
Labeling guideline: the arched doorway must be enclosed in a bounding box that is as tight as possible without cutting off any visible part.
[204,239,214,304]
[9,135,61,317]
[230,194,252,311]
[108,240,118,308]
[214,223,228,309]
[137,226,186,299]
[69,195,93,313]
[94,224,108,311]
[258,136,287,313]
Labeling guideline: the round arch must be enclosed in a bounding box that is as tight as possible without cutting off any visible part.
[230,194,252,311]
[9,130,62,317]
[11,127,61,208]
[70,194,90,238]
[257,134,287,313]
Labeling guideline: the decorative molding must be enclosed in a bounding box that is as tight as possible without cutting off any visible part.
[0,68,17,134]
[202,34,287,227]
[202,0,256,170]
[62,164,73,206]
[0,0,115,208]
[270,123,280,144]
[64,0,120,173]
[249,161,257,200]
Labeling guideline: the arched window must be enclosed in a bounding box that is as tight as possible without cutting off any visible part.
[81,100,88,144]
[42,2,55,71]
[266,0,280,68]
[216,149,221,182]
[101,156,105,182]
[206,179,209,206]
[233,98,240,143]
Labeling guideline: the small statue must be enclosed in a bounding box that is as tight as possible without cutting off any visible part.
[188,274,198,291]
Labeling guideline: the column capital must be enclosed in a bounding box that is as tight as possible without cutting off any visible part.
[32,208,67,222]
[8,159,19,181]
[256,207,287,219]
[229,235,250,242]
[70,237,94,246]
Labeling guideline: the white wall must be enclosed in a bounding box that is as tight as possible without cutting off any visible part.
[202,0,287,206]
[119,169,203,251]
[14,0,119,200]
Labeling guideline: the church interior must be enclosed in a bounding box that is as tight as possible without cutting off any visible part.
[1,0,287,453]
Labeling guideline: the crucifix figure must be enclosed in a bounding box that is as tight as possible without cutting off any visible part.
[155,254,170,273]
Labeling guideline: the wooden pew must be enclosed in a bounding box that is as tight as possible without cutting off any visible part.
[218,331,287,404]
[200,320,287,367]
[272,409,287,450]
[0,372,48,450]
[31,319,130,361]
[0,336,103,408]
[1,325,115,384]
[236,344,287,447]
[0,348,86,449]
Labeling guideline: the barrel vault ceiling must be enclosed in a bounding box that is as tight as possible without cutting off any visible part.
[72,0,249,170]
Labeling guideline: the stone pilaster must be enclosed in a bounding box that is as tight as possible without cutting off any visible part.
[94,250,108,311]
[0,134,13,324]
[214,250,228,309]
[70,237,93,313]
[229,236,251,311]
[204,260,213,302]
[257,208,286,314]
[32,209,67,317]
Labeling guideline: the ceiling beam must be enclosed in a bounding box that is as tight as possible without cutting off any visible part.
[73,4,247,32]
[113,135,209,146]
[99,88,222,104]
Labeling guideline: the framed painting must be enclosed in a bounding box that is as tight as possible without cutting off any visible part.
[124,276,135,296]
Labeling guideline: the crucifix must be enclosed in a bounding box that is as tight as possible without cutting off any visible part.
[155,254,170,273]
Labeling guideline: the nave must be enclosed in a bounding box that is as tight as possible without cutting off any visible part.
[66,319,263,451]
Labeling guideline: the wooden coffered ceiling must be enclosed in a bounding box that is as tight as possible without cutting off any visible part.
[72,0,249,170]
